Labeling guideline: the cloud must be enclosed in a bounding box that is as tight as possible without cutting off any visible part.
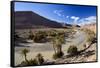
[54,10,69,20]
[71,16,79,21]
[85,16,96,22]
[54,10,63,16]
[66,16,69,18]
[71,16,80,24]
[78,16,96,26]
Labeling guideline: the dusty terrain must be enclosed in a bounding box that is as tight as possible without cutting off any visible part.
[81,23,96,34]
[14,29,97,66]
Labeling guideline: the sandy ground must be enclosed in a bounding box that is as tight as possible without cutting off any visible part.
[14,30,96,66]
[85,43,97,61]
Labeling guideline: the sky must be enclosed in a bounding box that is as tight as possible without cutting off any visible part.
[14,2,97,25]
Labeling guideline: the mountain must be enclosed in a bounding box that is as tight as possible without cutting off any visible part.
[14,11,63,29]
[61,23,80,28]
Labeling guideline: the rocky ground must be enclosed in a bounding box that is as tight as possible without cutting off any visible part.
[15,29,97,66]
[54,43,97,64]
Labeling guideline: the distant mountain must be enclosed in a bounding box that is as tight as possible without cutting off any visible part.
[14,11,63,29]
[61,23,80,28]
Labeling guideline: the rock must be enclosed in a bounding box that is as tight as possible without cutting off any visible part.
[43,60,55,65]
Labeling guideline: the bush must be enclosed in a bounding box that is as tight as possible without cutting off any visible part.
[28,59,38,65]
[20,53,45,66]
[36,53,44,65]
[20,59,38,66]
[47,31,57,37]
[28,30,34,40]
[20,61,28,66]
[28,33,34,40]
[53,52,64,59]
[33,31,47,42]
[67,45,78,55]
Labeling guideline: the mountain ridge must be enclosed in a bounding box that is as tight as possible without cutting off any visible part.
[15,11,63,29]
[14,11,80,29]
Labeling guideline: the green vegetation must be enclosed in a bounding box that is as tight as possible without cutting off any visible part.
[33,31,47,42]
[35,53,44,65]
[52,32,65,59]
[17,28,75,43]
[21,48,30,63]
[28,59,38,65]
[20,59,38,66]
[67,45,78,55]
[17,28,80,66]
[47,30,57,37]
[28,29,66,43]
[20,52,44,66]
[53,51,64,59]
[28,30,34,40]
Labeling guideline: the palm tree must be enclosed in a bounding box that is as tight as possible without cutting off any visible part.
[21,48,30,63]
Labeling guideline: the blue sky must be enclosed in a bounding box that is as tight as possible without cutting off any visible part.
[15,2,97,25]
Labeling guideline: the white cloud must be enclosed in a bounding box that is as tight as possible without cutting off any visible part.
[53,10,63,17]
[66,16,69,18]
[71,16,80,24]
[54,10,70,20]
[85,16,96,22]
[78,16,96,26]
[71,16,79,21]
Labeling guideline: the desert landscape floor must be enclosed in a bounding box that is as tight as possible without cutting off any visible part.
[15,30,97,66]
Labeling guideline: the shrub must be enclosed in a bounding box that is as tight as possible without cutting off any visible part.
[28,34,34,40]
[67,45,78,55]
[20,53,45,66]
[48,31,57,37]
[33,31,47,42]
[21,48,30,63]
[36,53,44,65]
[20,61,28,66]
[53,51,64,59]
[28,30,34,40]
[20,59,38,66]
[28,59,38,65]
